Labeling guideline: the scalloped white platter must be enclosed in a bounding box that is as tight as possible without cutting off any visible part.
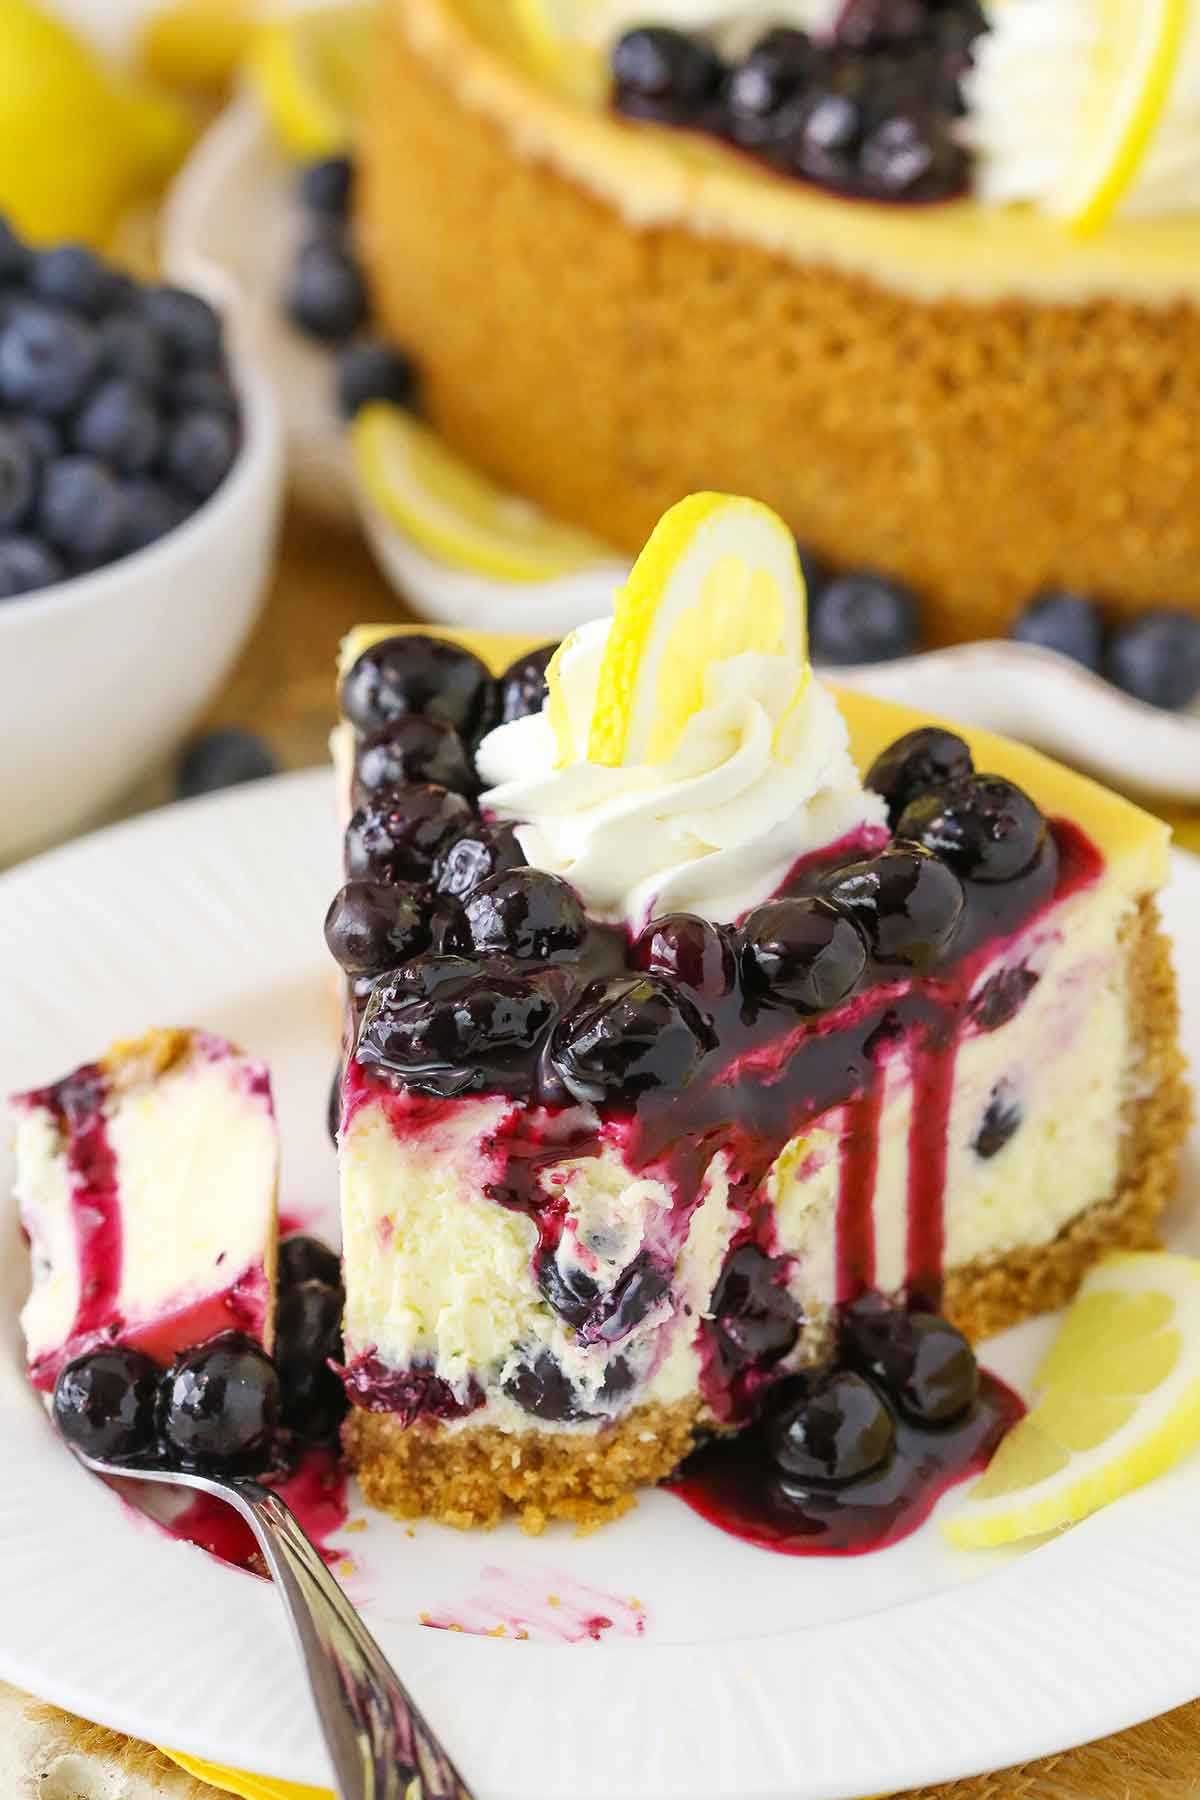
[0,771,1199,1797]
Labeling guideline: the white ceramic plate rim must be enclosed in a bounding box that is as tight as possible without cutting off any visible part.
[1,772,1198,1800]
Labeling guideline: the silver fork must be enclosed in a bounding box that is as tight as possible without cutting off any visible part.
[70,1448,475,1800]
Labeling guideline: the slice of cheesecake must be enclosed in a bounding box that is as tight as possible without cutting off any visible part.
[14,1029,279,1392]
[328,498,1189,1531]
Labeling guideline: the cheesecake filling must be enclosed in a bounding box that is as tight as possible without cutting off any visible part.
[14,1030,278,1390]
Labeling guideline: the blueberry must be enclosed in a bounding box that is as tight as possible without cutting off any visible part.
[836,0,933,48]
[536,1248,601,1328]
[497,643,558,724]
[797,540,830,603]
[859,111,949,196]
[31,244,121,318]
[595,1252,671,1342]
[551,975,714,1103]
[0,424,36,531]
[336,340,419,419]
[433,822,526,899]
[1012,588,1105,673]
[177,728,278,798]
[709,1244,801,1371]
[285,238,368,344]
[0,215,30,283]
[820,844,964,968]
[0,304,98,417]
[358,959,558,1096]
[969,964,1038,1032]
[159,1331,281,1471]
[504,1351,588,1422]
[279,1234,343,1291]
[72,377,162,474]
[165,409,238,501]
[299,154,356,218]
[462,867,587,963]
[726,30,817,146]
[275,1279,347,1443]
[896,774,1047,884]
[52,1348,160,1463]
[973,1082,1022,1159]
[1106,609,1200,711]
[865,726,974,827]
[355,714,475,798]
[842,1298,978,1425]
[767,1370,895,1486]
[739,896,867,1010]
[341,635,497,739]
[344,784,473,881]
[633,913,736,997]
[39,456,128,564]
[324,879,431,975]
[122,478,191,551]
[611,27,724,111]
[811,570,918,664]
[140,285,224,367]
[96,310,168,389]
[12,414,62,471]
[0,535,64,598]
[172,365,239,417]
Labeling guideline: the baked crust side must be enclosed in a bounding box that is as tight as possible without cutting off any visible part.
[361,6,1200,644]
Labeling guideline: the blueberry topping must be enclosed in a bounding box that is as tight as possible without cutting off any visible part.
[278,1234,343,1291]
[503,1350,588,1422]
[122,478,190,551]
[969,964,1038,1032]
[536,1249,601,1329]
[177,728,278,798]
[433,822,526,900]
[355,714,475,798]
[767,1370,895,1486]
[820,843,964,969]
[96,310,168,388]
[739,896,868,1010]
[1105,609,1200,711]
[31,244,121,318]
[865,726,974,826]
[811,570,919,664]
[973,1082,1022,1159]
[324,879,431,974]
[497,643,558,724]
[1012,589,1105,673]
[842,1298,978,1424]
[594,1252,671,1342]
[275,1278,347,1443]
[726,30,817,147]
[159,1332,281,1471]
[165,408,238,500]
[896,774,1047,884]
[551,975,714,1103]
[285,238,368,343]
[709,1244,801,1372]
[299,154,356,218]
[140,285,223,367]
[358,959,558,1097]
[52,1348,160,1463]
[341,635,497,739]
[72,377,162,474]
[336,340,419,419]
[0,304,98,416]
[837,0,933,50]
[611,27,724,113]
[462,867,588,963]
[0,535,64,598]
[0,423,36,531]
[344,784,472,881]
[38,455,128,564]
[633,912,736,997]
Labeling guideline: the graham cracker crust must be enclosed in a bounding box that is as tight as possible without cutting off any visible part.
[361,5,1200,644]
[345,899,1190,1533]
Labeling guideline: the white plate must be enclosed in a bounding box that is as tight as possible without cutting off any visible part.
[1,772,1199,1797]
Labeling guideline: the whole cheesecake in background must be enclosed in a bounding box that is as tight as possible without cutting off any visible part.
[356,0,1200,644]
[327,494,1189,1531]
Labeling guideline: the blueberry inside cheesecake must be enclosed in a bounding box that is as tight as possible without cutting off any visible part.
[328,495,1188,1531]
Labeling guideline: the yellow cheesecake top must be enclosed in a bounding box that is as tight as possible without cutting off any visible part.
[389,0,1200,306]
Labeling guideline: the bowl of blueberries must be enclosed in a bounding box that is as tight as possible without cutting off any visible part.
[0,216,284,864]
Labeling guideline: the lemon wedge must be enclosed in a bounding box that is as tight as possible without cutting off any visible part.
[1051,0,1191,234]
[351,404,614,582]
[140,0,256,95]
[945,1252,1200,1549]
[246,2,377,158]
[581,492,808,768]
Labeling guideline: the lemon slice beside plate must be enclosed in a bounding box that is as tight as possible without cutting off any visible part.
[1051,0,1191,233]
[583,492,809,768]
[945,1252,1200,1549]
[246,1,377,158]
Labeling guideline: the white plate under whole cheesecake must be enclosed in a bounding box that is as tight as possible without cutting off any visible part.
[0,773,1198,1798]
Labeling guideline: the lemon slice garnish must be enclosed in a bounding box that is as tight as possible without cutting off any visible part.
[579,492,808,769]
[1050,0,1191,234]
[351,404,614,582]
[246,2,377,159]
[944,1252,1200,1549]
[509,0,608,102]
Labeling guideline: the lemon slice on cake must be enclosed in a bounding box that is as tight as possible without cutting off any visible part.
[945,1252,1200,1549]
[246,2,377,158]
[510,0,609,102]
[1050,0,1191,234]
[573,492,809,769]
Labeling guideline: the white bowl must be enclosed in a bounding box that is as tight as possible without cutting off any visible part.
[0,300,285,865]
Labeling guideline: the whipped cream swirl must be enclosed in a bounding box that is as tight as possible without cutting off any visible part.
[476,619,886,928]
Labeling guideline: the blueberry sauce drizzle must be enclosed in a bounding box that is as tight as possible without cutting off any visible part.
[161,1445,350,1577]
